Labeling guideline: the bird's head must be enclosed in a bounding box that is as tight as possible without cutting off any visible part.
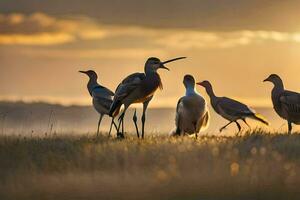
[196,80,212,89]
[263,74,282,84]
[79,70,98,80]
[183,74,195,88]
[144,57,186,73]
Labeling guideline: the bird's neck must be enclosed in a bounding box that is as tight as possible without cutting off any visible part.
[143,71,163,92]
[87,78,99,95]
[272,80,284,91]
[185,85,196,96]
[145,70,160,84]
[145,67,157,75]
[271,80,284,98]
[206,86,217,101]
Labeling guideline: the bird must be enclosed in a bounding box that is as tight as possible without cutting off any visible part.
[79,70,118,136]
[109,56,186,139]
[264,74,300,133]
[171,75,209,138]
[197,80,269,132]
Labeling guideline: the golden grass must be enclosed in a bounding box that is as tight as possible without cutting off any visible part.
[0,130,299,200]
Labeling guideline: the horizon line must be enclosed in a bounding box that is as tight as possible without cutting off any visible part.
[0,99,273,109]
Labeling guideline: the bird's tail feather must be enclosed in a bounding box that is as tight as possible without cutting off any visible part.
[109,100,122,117]
[201,111,210,131]
[250,113,269,126]
[195,111,210,132]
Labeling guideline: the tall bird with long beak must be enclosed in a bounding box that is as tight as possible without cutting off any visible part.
[264,74,300,133]
[79,70,117,136]
[109,57,186,139]
[172,75,209,138]
[197,80,269,132]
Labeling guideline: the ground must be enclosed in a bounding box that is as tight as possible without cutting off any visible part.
[0,130,299,200]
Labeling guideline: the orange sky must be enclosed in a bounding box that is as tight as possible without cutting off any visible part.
[0,1,300,107]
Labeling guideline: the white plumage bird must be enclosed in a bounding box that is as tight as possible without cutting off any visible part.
[79,70,117,136]
[172,75,209,138]
[264,74,300,133]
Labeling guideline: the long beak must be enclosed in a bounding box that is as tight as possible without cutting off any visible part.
[160,65,170,71]
[79,70,87,74]
[161,57,186,65]
[159,57,186,71]
[196,81,203,86]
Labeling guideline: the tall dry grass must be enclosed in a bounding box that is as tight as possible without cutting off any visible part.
[0,130,299,200]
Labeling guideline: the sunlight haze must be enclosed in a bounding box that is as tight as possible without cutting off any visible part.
[1,0,300,107]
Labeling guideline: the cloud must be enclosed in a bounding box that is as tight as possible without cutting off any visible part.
[1,0,300,32]
[0,33,74,45]
[0,12,64,34]
[20,47,167,59]
[1,12,300,49]
[0,12,107,45]
[155,30,300,49]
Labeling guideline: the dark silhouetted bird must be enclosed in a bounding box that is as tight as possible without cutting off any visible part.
[79,70,117,136]
[264,74,300,133]
[109,57,186,138]
[198,80,268,132]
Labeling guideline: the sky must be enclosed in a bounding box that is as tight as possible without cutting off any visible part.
[0,0,300,107]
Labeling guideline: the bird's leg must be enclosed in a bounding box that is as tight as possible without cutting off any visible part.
[97,114,104,136]
[242,119,251,130]
[117,118,121,133]
[194,122,198,139]
[116,118,125,139]
[133,109,140,138]
[288,121,292,134]
[141,100,150,139]
[112,120,118,131]
[121,116,124,135]
[117,111,125,130]
[117,107,128,138]
[141,114,146,139]
[219,121,233,132]
[108,117,115,137]
[116,112,124,135]
[235,121,241,133]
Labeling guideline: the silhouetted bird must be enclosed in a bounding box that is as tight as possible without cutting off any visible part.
[79,70,117,136]
[109,57,186,139]
[172,75,209,138]
[198,80,268,132]
[264,74,300,133]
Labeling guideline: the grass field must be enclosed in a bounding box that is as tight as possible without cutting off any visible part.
[0,130,299,200]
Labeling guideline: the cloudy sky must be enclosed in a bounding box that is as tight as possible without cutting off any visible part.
[1,0,300,107]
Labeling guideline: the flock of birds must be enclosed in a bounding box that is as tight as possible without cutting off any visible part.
[79,57,300,139]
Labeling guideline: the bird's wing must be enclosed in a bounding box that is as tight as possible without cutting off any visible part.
[113,73,146,102]
[93,96,113,111]
[175,97,184,128]
[92,85,114,99]
[279,90,300,113]
[176,97,184,113]
[217,97,253,117]
[176,96,209,134]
